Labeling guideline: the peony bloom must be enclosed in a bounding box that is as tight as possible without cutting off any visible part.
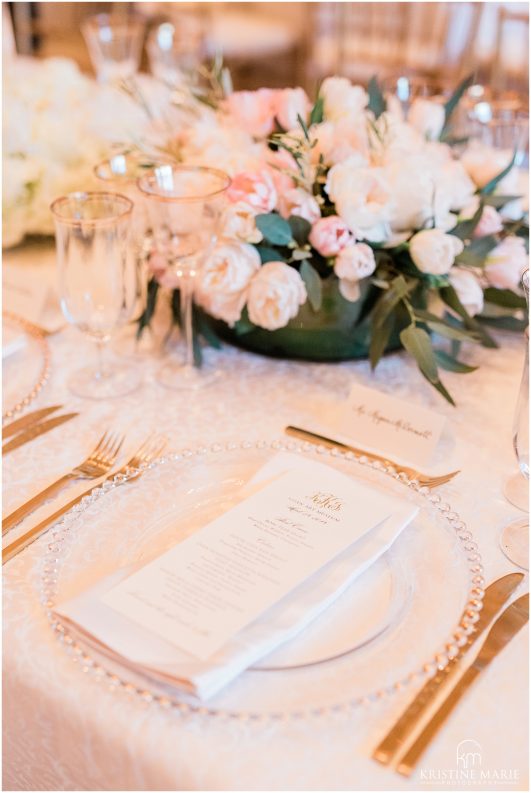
[473,205,504,238]
[334,242,376,282]
[196,240,261,326]
[407,98,445,141]
[227,169,277,214]
[278,187,321,223]
[222,202,263,243]
[224,89,276,138]
[320,76,368,123]
[448,268,484,316]
[325,157,392,241]
[247,261,307,330]
[309,215,354,257]
[274,87,311,131]
[409,229,464,275]
[485,236,529,291]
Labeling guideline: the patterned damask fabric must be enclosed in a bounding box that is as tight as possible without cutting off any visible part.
[2,253,529,791]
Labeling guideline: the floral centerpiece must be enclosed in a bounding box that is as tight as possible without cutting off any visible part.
[137,73,528,403]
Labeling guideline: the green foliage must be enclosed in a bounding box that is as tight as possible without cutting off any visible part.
[400,324,455,405]
[442,73,474,135]
[440,285,498,348]
[483,287,527,310]
[255,244,286,263]
[367,76,386,119]
[434,350,478,373]
[372,275,414,328]
[288,215,312,246]
[255,213,293,245]
[369,311,395,369]
[483,194,522,209]
[299,261,322,311]
[136,277,159,339]
[449,204,483,241]
[455,234,499,267]
[309,95,324,125]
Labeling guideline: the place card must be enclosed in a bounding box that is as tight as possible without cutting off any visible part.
[102,462,394,660]
[336,383,446,467]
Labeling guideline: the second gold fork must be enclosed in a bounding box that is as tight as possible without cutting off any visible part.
[2,430,124,534]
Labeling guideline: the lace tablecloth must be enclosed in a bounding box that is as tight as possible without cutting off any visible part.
[3,244,529,791]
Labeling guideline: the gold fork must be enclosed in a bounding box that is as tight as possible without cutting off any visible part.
[2,430,124,534]
[284,426,460,489]
[2,435,167,564]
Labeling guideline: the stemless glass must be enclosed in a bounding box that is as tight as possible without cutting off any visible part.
[137,164,230,390]
[50,192,141,399]
[501,271,529,570]
[82,13,145,84]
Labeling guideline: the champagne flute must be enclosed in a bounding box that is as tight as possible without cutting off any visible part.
[501,271,529,570]
[50,191,141,399]
[137,164,230,390]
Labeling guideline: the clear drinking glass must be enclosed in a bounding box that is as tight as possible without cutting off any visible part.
[472,110,529,167]
[50,192,141,399]
[137,164,230,390]
[501,271,529,570]
[82,13,145,84]
[94,153,154,357]
[146,19,205,87]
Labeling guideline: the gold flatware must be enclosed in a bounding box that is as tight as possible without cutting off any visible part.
[2,430,124,534]
[2,413,79,456]
[2,436,167,564]
[285,426,460,489]
[3,405,63,439]
[373,572,524,766]
[396,593,529,776]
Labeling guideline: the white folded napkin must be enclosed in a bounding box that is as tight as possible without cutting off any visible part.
[55,453,418,700]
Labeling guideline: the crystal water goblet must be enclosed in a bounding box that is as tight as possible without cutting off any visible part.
[137,164,230,390]
[146,19,205,87]
[51,191,141,399]
[82,13,145,84]
[501,271,529,569]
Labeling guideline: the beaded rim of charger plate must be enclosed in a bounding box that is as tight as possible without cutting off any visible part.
[2,311,51,423]
[40,439,485,721]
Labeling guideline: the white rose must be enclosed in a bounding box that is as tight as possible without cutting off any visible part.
[325,157,392,241]
[321,76,368,122]
[222,202,263,243]
[448,268,484,316]
[314,119,370,165]
[196,240,261,326]
[407,98,445,140]
[485,236,529,291]
[409,229,464,275]
[247,261,307,330]
[278,187,321,223]
[384,158,438,232]
[334,243,376,282]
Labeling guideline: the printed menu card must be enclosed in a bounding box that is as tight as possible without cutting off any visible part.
[102,463,394,660]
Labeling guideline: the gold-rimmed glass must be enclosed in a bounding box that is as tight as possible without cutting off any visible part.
[137,164,230,390]
[501,271,529,570]
[50,191,141,399]
[82,13,145,84]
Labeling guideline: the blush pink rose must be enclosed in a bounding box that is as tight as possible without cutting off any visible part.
[278,187,321,224]
[247,261,307,330]
[334,242,376,281]
[227,170,277,213]
[224,89,276,138]
[147,252,180,289]
[473,205,504,238]
[309,215,354,257]
[274,87,311,131]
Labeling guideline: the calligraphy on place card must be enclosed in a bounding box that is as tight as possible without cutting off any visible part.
[339,383,446,467]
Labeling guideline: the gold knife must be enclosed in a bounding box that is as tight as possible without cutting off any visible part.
[372,572,524,765]
[2,413,79,455]
[3,405,63,439]
[396,593,529,776]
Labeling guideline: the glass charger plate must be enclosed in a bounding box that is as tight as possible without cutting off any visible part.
[44,440,484,720]
[2,312,51,421]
